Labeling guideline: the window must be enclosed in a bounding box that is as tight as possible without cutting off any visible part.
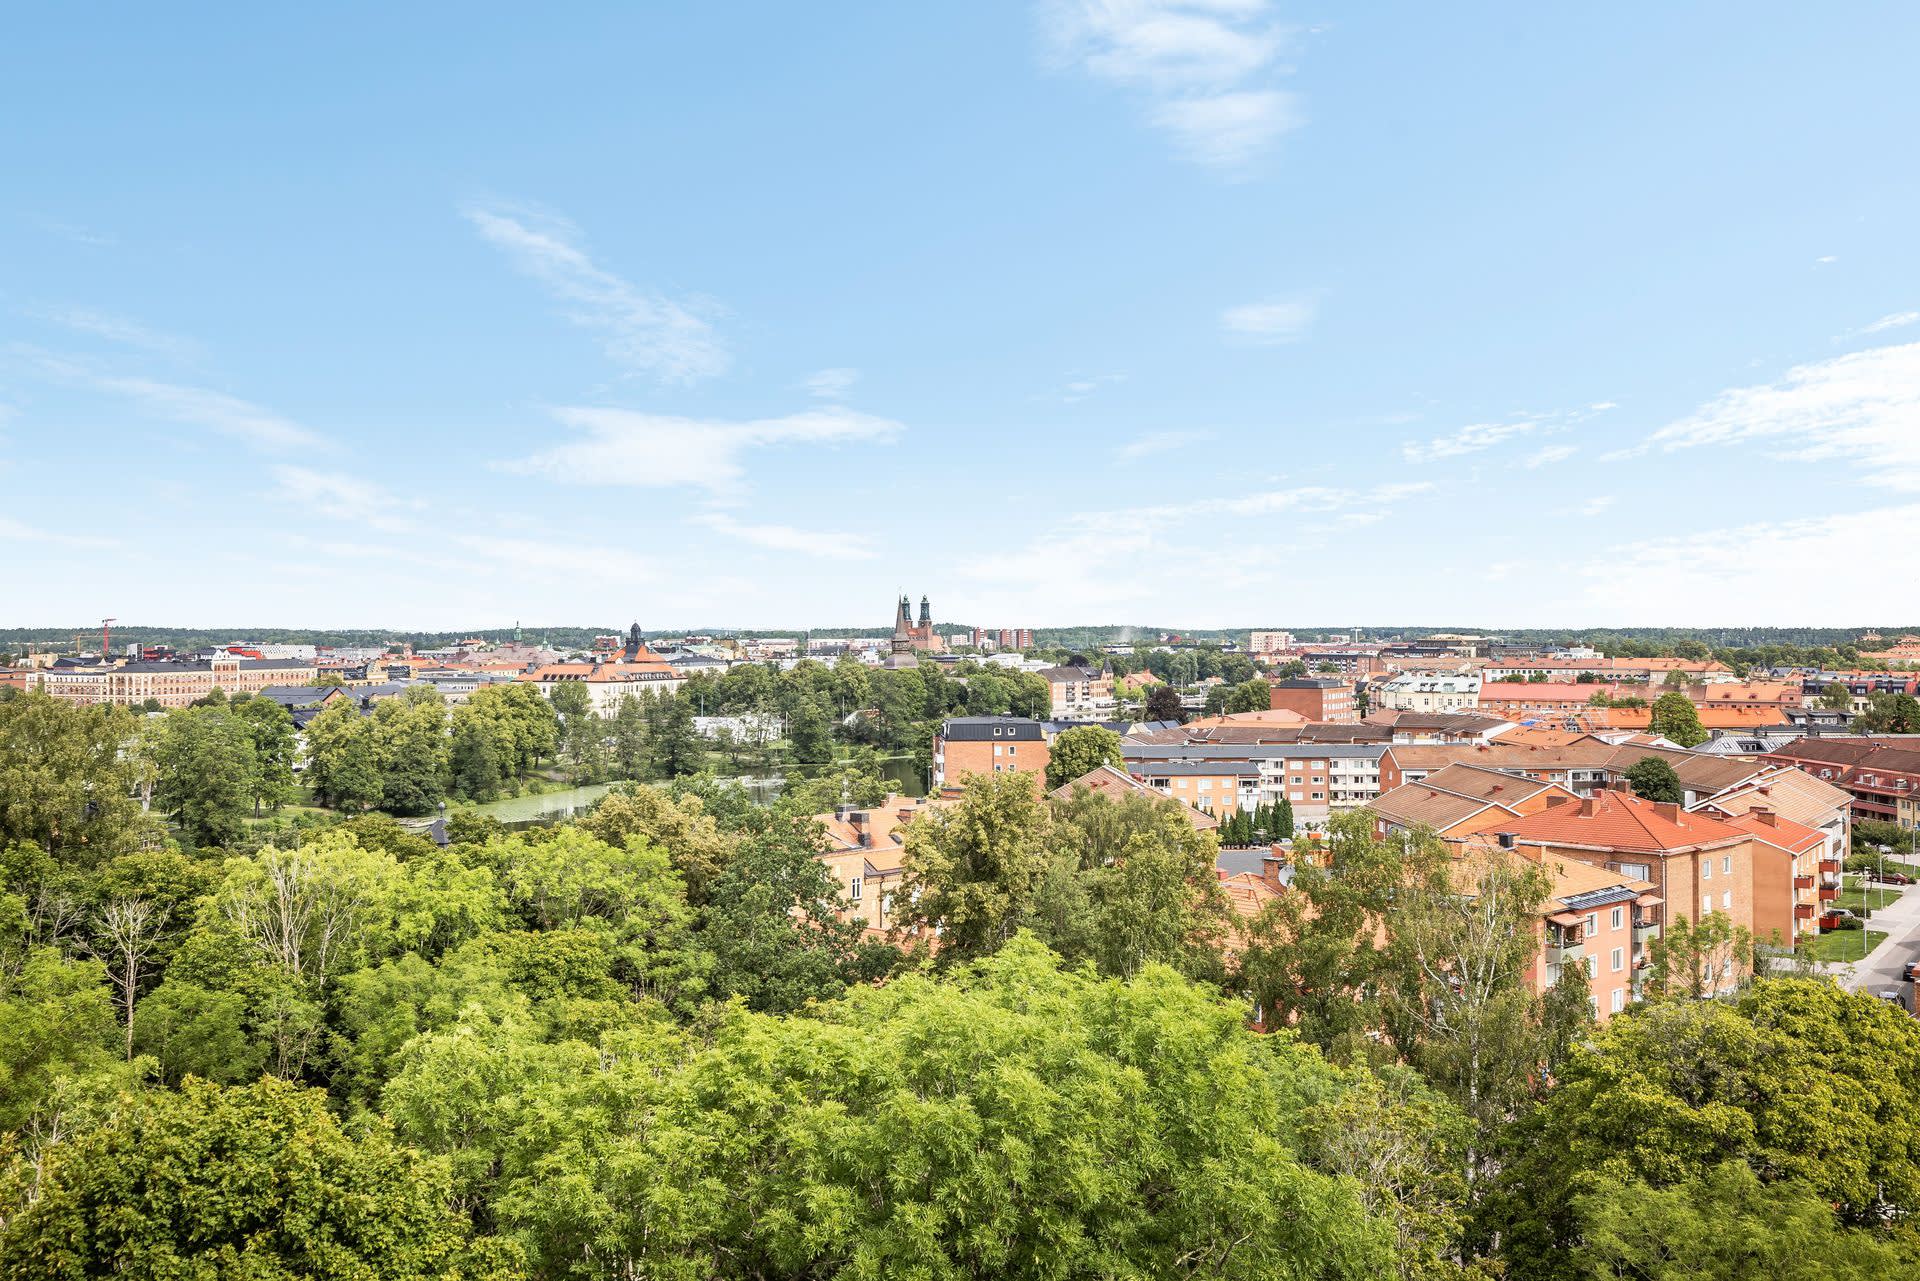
[1611,906,1625,930]
[1585,956,1597,977]
[1703,894,1712,916]
[1585,913,1598,934]
[1611,946,1624,972]
[1703,860,1712,880]
[1722,891,1731,910]
[1007,745,1016,755]
[1311,791,1325,800]
[1722,855,1731,875]
[1610,988,1626,1014]
[849,876,863,902]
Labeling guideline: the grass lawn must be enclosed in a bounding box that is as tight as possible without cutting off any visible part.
[1835,875,1903,914]
[1798,929,1888,963]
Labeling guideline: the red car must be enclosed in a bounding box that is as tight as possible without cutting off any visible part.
[1878,872,1914,886]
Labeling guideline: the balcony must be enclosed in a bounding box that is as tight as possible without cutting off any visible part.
[1818,887,1839,902]
[1794,875,1815,891]
[1819,858,1841,874]
[1795,903,1817,920]
[1546,940,1585,970]
[1633,921,1661,948]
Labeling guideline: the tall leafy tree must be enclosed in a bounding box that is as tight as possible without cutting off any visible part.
[230,695,298,813]
[1486,979,1920,1278]
[1044,724,1125,789]
[0,1077,512,1280]
[900,771,1056,960]
[375,689,450,816]
[1624,755,1683,803]
[1648,691,1709,747]
[147,704,259,847]
[303,696,383,811]
[0,692,150,863]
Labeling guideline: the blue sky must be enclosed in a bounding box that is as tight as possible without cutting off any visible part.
[4,3,1918,631]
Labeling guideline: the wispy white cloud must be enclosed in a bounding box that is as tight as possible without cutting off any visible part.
[1522,444,1578,468]
[1815,255,1838,265]
[1117,429,1207,461]
[464,202,727,384]
[1221,296,1315,345]
[34,307,197,358]
[1578,495,1616,517]
[802,367,860,399]
[1041,1,1304,169]
[695,512,877,561]
[18,348,318,451]
[32,217,116,248]
[270,466,421,534]
[502,405,903,495]
[1402,421,1534,463]
[1207,480,1433,518]
[1639,340,1920,489]
[1403,403,1615,464]
[0,516,118,548]
[1860,311,1919,335]
[1581,505,1920,623]
[1151,89,1300,168]
[1051,372,1126,403]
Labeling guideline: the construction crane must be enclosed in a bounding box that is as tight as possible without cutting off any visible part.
[101,617,116,659]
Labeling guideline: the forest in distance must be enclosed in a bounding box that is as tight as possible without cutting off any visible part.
[1,689,1919,1279]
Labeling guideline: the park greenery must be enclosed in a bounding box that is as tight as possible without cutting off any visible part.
[4,682,1920,1277]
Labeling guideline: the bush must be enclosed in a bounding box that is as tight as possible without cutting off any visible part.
[1829,917,1864,932]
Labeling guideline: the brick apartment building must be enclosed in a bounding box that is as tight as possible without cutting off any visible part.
[1480,791,1772,991]
[931,716,1050,788]
[1269,677,1356,722]
[24,655,320,708]
[1760,737,1920,829]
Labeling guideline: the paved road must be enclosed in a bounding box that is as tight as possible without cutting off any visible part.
[1829,876,1920,996]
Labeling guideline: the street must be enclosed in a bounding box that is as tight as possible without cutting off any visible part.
[1825,872,1920,997]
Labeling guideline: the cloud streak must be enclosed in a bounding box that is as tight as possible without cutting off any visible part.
[1640,340,1920,489]
[17,348,318,451]
[465,203,727,384]
[502,405,903,495]
[1221,296,1315,345]
[1042,1,1303,169]
[695,512,877,561]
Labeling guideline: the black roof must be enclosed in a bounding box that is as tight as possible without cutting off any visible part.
[939,716,1045,741]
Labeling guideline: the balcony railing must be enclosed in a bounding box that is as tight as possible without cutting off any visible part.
[1819,858,1841,873]
[1547,942,1585,969]
[1794,875,1815,891]
[1633,921,1661,947]
[1818,887,1839,902]
[1795,903,1817,919]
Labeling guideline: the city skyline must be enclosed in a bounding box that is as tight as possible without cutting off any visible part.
[5,4,1919,628]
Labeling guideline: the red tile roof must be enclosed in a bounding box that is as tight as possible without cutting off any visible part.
[1486,789,1751,854]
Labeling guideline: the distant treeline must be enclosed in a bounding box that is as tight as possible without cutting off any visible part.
[6,623,1917,656]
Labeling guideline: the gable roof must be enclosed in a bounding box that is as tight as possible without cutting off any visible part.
[1485,789,1751,855]
[1050,764,1220,830]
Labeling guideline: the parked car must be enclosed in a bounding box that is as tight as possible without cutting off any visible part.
[1904,959,1919,982]
[1877,872,1914,886]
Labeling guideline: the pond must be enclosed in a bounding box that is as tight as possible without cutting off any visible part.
[470,782,621,826]
[464,757,925,829]
[733,756,926,804]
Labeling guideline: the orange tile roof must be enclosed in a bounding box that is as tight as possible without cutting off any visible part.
[1718,808,1824,854]
[1486,790,1750,854]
